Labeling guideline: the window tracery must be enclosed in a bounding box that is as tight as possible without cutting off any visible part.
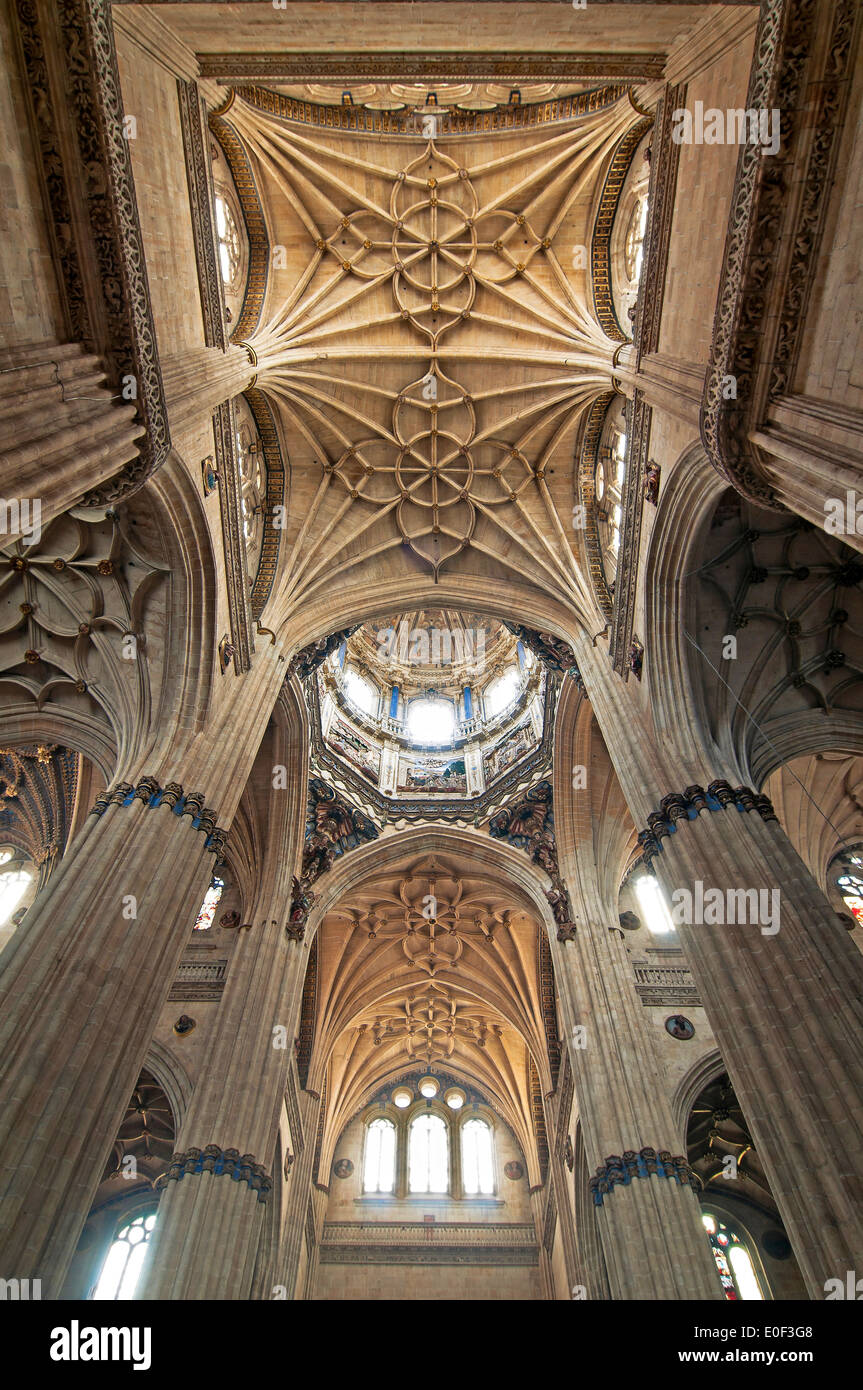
[701,1212,763,1301]
[235,406,267,583]
[91,1212,157,1301]
[215,192,242,292]
[624,196,648,284]
[832,850,863,924]
[408,1111,449,1193]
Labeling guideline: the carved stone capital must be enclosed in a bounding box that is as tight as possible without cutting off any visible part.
[160,1144,272,1203]
[638,782,779,866]
[589,1146,696,1206]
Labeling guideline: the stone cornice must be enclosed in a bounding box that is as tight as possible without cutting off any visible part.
[637,781,779,867]
[244,388,285,622]
[230,80,634,137]
[700,0,859,506]
[200,54,665,84]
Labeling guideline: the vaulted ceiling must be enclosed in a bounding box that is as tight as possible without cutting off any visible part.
[214,83,647,620]
[303,851,559,1183]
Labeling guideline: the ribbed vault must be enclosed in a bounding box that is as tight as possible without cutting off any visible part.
[304,848,558,1186]
[215,85,647,622]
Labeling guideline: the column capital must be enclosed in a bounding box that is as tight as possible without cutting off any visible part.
[589,1148,698,1207]
[638,781,778,867]
[90,777,229,855]
[158,1146,272,1203]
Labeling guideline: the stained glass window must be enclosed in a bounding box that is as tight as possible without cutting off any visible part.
[836,858,863,924]
[701,1212,763,1300]
[363,1117,396,1193]
[92,1212,157,1300]
[462,1117,495,1195]
[408,1112,449,1193]
[194,876,224,932]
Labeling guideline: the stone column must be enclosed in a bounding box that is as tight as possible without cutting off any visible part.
[574,633,863,1297]
[0,787,224,1296]
[139,919,307,1300]
[0,343,143,541]
[644,786,863,1296]
[555,917,720,1300]
[0,649,287,1295]
[160,345,256,436]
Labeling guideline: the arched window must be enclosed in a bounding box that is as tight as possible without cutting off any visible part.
[92,1212,157,1300]
[834,851,863,924]
[235,410,267,581]
[343,666,380,719]
[701,1212,764,1300]
[408,1112,449,1193]
[634,873,674,935]
[406,698,455,745]
[363,1117,396,1193]
[194,876,224,932]
[214,193,242,291]
[624,197,648,283]
[483,668,520,719]
[0,848,33,927]
[462,1117,495,1195]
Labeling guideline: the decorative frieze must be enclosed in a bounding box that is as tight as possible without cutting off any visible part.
[168,958,228,1002]
[159,1145,272,1203]
[200,53,664,83]
[589,1147,697,1206]
[637,781,779,867]
[576,392,618,623]
[700,0,857,505]
[213,399,253,672]
[90,777,228,855]
[320,1220,538,1266]
[244,389,284,621]
[591,117,654,342]
[610,392,651,674]
[208,100,270,344]
[177,78,227,351]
